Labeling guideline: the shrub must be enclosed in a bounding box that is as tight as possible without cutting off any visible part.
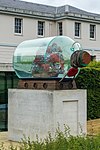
[0,128,100,150]
[76,61,100,119]
[88,61,100,68]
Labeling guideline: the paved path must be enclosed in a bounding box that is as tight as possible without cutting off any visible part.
[0,132,19,149]
[0,132,8,142]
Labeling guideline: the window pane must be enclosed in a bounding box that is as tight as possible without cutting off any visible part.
[38,21,44,36]
[58,22,63,35]
[14,18,22,34]
[0,72,18,131]
[0,73,5,104]
[0,104,8,131]
[90,24,95,39]
[75,22,81,37]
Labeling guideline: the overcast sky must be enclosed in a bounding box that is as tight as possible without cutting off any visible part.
[21,0,100,14]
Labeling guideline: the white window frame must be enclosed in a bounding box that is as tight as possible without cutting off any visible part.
[14,18,23,35]
[37,21,45,37]
[57,22,63,35]
[90,24,96,40]
[74,22,81,38]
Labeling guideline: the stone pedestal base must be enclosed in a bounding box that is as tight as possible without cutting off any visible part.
[8,89,87,141]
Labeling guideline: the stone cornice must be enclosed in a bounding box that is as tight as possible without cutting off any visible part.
[0,5,100,23]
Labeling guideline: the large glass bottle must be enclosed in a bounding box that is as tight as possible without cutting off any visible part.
[13,36,82,79]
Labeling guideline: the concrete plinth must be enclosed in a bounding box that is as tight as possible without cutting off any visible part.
[8,89,87,141]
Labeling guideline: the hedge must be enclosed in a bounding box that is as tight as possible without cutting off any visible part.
[76,61,100,120]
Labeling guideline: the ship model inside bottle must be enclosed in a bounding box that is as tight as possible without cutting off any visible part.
[13,36,91,89]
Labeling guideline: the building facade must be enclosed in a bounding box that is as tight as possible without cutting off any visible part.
[0,0,100,130]
[0,0,100,70]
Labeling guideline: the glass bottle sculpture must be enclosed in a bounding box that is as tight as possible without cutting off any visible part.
[13,36,90,79]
